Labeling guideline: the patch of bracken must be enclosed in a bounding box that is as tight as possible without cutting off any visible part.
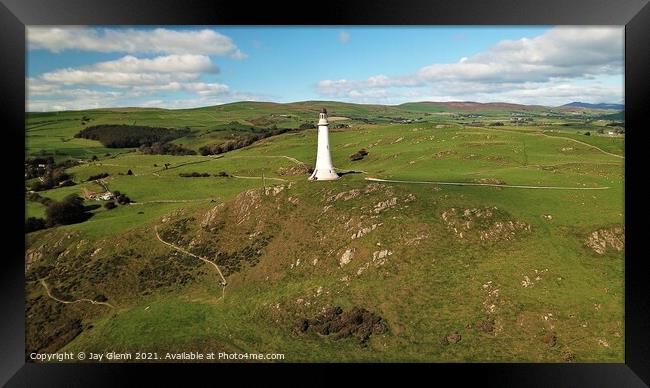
[159,217,195,246]
[137,252,202,293]
[214,234,273,276]
[293,306,388,346]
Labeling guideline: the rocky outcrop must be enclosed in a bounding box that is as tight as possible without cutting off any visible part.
[585,227,624,255]
[441,207,531,242]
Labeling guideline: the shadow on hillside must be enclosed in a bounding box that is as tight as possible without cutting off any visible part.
[338,171,364,177]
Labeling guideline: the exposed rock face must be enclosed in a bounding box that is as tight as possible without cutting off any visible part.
[352,223,381,240]
[585,227,624,254]
[264,185,285,196]
[356,249,393,276]
[372,249,392,265]
[277,164,310,176]
[340,249,354,267]
[201,203,225,228]
[25,246,45,268]
[326,183,387,203]
[478,220,531,241]
[441,207,531,242]
[404,233,429,246]
[234,189,263,225]
[473,178,506,185]
[363,183,384,194]
[293,306,388,345]
[373,197,398,213]
[328,189,361,202]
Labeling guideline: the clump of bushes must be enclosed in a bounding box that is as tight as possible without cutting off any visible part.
[139,142,196,156]
[104,201,117,210]
[216,171,230,177]
[26,192,53,207]
[29,168,74,191]
[112,191,132,205]
[24,157,54,180]
[87,172,109,181]
[179,172,211,177]
[45,194,93,226]
[199,127,292,156]
[349,148,369,161]
[58,180,76,187]
[95,294,108,302]
[25,217,47,233]
[24,157,80,181]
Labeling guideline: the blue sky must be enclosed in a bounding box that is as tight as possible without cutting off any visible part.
[26,26,624,111]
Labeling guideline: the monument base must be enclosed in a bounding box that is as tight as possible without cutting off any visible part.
[308,169,340,181]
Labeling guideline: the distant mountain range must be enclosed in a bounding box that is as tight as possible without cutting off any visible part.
[29,100,625,114]
[559,102,624,110]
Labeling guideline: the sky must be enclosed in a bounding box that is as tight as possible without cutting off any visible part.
[26,26,624,111]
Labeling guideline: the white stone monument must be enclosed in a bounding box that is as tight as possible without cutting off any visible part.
[308,108,339,181]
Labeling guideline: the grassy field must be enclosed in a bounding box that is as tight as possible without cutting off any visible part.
[25,101,624,362]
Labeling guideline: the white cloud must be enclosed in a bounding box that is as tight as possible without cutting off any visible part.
[35,55,217,88]
[338,31,350,44]
[27,53,234,111]
[91,54,217,73]
[317,26,624,105]
[131,81,230,96]
[28,27,247,59]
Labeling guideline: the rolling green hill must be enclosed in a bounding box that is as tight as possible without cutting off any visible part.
[25,101,624,362]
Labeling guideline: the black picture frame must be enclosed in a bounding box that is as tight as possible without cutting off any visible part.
[1,0,648,386]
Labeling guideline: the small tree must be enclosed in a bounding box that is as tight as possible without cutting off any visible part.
[584,131,591,136]
[115,193,131,205]
[127,169,133,175]
[95,294,108,302]
[104,201,117,210]
[349,152,364,161]
[25,217,47,233]
[45,194,91,226]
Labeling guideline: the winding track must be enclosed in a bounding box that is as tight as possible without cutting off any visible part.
[365,177,611,190]
[231,175,288,182]
[474,125,624,160]
[154,225,228,301]
[40,279,115,308]
[539,132,624,159]
[228,155,305,165]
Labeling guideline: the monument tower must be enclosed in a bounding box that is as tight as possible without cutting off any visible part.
[308,108,339,181]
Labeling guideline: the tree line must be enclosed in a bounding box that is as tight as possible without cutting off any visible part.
[139,142,196,155]
[199,127,293,156]
[75,124,192,148]
[25,194,94,233]
[26,190,133,233]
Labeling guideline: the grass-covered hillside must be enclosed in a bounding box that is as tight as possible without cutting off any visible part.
[25,101,624,362]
